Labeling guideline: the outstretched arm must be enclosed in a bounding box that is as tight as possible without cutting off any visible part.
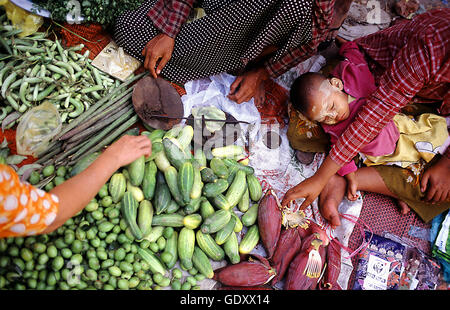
[42,135,152,233]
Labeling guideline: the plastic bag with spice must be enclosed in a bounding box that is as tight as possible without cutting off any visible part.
[15,101,62,157]
[91,41,141,81]
[352,231,406,290]
[0,0,44,37]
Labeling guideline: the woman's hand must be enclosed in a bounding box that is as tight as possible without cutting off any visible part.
[142,33,175,78]
[44,135,152,234]
[102,135,152,170]
[420,155,450,203]
[228,67,270,104]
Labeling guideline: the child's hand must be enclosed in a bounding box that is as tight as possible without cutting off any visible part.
[281,174,327,209]
[103,135,152,169]
[345,172,359,201]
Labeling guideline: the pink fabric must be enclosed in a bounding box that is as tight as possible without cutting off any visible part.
[329,9,450,166]
[331,41,377,99]
[321,41,400,176]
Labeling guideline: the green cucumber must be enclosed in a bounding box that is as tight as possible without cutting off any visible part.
[163,137,189,170]
[190,166,203,200]
[166,200,180,214]
[109,172,126,203]
[193,148,207,168]
[211,194,231,210]
[192,246,214,279]
[200,167,217,183]
[239,225,259,254]
[210,158,229,178]
[200,200,215,220]
[222,158,255,175]
[225,170,247,208]
[154,172,171,214]
[121,192,143,240]
[247,174,263,202]
[142,160,157,200]
[148,129,166,142]
[144,226,164,243]
[127,155,145,186]
[137,248,167,275]
[151,214,184,227]
[154,150,171,172]
[137,200,153,237]
[238,186,250,212]
[183,213,202,229]
[127,181,145,202]
[211,145,244,158]
[178,227,195,270]
[215,214,237,245]
[223,232,240,264]
[176,125,194,149]
[231,212,243,232]
[241,203,259,227]
[178,161,194,204]
[164,166,185,206]
[201,209,231,234]
[184,197,203,214]
[162,230,178,269]
[202,179,229,197]
[196,230,224,261]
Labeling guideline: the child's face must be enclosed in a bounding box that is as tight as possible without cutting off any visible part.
[306,78,350,125]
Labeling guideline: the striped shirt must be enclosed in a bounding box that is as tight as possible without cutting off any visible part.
[330,8,450,166]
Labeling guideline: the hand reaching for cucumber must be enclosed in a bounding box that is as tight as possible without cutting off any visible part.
[43,134,152,234]
[102,134,152,170]
[0,134,153,238]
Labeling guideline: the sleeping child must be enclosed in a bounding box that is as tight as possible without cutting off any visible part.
[288,41,449,226]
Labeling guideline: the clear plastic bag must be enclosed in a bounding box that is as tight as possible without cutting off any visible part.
[0,0,44,37]
[16,101,62,157]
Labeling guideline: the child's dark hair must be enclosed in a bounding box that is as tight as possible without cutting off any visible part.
[289,72,327,117]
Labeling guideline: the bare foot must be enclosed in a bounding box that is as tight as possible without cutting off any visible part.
[397,199,411,215]
[319,174,347,229]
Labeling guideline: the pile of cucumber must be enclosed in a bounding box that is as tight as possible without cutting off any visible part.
[0,124,263,290]
[114,124,264,286]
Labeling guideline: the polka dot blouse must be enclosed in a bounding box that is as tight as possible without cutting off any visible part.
[0,164,59,238]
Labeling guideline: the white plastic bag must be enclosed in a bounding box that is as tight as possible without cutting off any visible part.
[16,101,62,157]
[181,72,262,146]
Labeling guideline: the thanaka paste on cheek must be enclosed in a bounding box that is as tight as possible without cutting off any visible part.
[315,79,338,123]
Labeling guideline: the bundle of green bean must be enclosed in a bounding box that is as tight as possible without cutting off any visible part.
[29,71,148,189]
[0,165,204,290]
[0,14,120,128]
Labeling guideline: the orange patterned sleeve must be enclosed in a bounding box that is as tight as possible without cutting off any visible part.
[0,164,59,238]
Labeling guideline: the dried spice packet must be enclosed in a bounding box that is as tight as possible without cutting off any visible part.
[353,231,406,290]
